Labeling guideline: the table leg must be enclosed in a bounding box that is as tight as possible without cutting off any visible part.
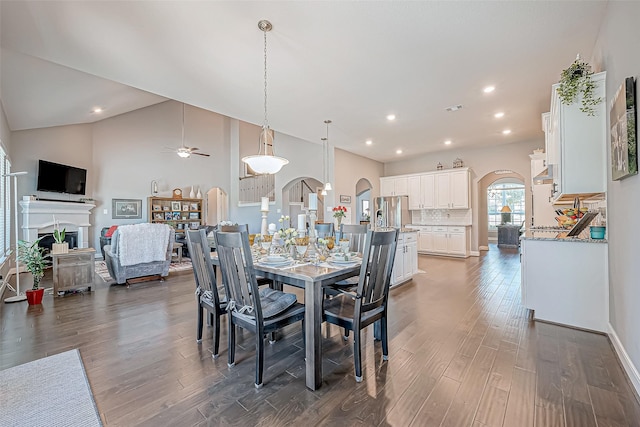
[304,278,323,390]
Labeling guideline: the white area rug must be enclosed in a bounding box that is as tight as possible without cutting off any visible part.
[94,258,193,283]
[0,349,102,427]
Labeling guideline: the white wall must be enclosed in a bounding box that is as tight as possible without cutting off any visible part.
[384,139,542,252]
[591,0,640,391]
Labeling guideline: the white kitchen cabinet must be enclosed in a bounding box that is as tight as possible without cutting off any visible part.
[548,72,606,200]
[381,176,409,197]
[521,238,608,332]
[424,226,469,257]
[408,174,435,210]
[391,232,418,286]
[417,226,434,252]
[435,169,470,209]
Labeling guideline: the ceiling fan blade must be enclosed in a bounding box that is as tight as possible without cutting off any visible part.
[187,147,200,152]
[192,152,210,157]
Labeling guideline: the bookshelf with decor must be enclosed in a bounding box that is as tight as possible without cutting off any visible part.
[148,197,203,234]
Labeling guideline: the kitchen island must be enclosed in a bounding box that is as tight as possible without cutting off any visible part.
[520,232,608,332]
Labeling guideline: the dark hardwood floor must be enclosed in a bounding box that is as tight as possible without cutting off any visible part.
[2,246,639,426]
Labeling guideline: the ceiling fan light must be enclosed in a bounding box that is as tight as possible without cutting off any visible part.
[324,182,332,191]
[242,155,288,174]
[177,150,191,158]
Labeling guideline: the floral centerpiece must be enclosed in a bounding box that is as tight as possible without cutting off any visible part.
[274,215,297,254]
[332,205,347,228]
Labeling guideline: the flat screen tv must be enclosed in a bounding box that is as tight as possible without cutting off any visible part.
[37,160,87,195]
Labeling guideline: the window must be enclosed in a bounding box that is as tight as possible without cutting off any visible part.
[1,142,11,260]
[487,181,525,229]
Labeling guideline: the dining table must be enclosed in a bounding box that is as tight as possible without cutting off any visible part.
[210,253,361,390]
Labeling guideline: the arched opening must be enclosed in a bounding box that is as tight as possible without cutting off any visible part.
[281,177,324,227]
[477,171,525,249]
[205,187,228,225]
[355,178,373,225]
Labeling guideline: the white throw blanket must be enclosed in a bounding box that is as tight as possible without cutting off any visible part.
[118,223,170,267]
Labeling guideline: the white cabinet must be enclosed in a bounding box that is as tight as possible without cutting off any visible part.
[425,226,469,257]
[391,232,418,286]
[417,226,434,252]
[548,72,606,200]
[408,174,435,210]
[381,176,409,197]
[435,169,469,209]
[521,238,608,332]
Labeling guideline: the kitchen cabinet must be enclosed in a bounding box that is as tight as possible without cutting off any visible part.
[521,237,608,332]
[417,226,434,252]
[380,176,409,197]
[435,169,469,209]
[428,226,469,257]
[408,174,435,209]
[548,72,606,200]
[391,232,418,286]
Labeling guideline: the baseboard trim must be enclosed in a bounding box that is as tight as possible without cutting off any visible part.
[609,323,640,397]
[470,250,480,257]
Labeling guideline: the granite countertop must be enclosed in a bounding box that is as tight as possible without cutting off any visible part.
[407,224,471,227]
[521,230,607,243]
[400,228,418,233]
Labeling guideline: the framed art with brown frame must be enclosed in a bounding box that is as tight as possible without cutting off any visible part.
[339,195,351,204]
[610,76,637,181]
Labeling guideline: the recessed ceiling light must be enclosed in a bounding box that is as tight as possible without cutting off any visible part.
[444,140,452,145]
[92,107,103,113]
[386,114,396,121]
[483,86,495,93]
[445,104,463,112]
[494,112,505,118]
[365,140,373,145]
[502,129,512,135]
[396,149,402,154]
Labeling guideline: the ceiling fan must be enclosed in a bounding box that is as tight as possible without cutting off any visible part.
[166,103,210,158]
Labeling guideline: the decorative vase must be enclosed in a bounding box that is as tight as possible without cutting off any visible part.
[51,242,69,254]
[196,187,202,198]
[189,186,195,198]
[26,288,44,305]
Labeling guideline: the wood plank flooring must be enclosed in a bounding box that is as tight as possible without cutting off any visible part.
[2,246,639,426]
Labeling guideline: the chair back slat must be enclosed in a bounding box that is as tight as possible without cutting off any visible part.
[339,224,368,254]
[354,228,399,317]
[186,229,222,305]
[315,222,335,238]
[219,224,249,232]
[215,230,264,321]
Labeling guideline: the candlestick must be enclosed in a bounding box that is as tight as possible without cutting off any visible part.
[297,213,307,231]
[308,209,317,239]
[261,196,269,211]
[308,193,318,210]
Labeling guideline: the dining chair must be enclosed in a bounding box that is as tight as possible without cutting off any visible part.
[215,229,306,388]
[315,222,335,238]
[323,228,399,382]
[186,229,227,359]
[325,223,370,296]
[217,224,273,288]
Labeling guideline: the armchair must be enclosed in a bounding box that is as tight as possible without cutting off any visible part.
[104,223,175,284]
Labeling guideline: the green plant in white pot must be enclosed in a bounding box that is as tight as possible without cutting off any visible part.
[557,55,603,116]
[17,239,48,304]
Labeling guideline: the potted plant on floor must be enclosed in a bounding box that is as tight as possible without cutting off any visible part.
[17,239,48,305]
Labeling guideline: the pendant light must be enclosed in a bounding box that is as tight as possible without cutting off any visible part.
[322,119,332,192]
[242,20,289,175]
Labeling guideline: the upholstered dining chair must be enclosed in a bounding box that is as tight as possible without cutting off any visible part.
[323,228,399,382]
[315,222,335,238]
[186,229,227,359]
[215,229,306,388]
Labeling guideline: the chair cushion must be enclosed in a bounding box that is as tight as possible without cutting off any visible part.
[105,225,118,238]
[258,287,298,318]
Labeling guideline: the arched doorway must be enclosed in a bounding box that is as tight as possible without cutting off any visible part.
[477,171,525,249]
[355,178,373,225]
[281,177,324,227]
[205,187,228,225]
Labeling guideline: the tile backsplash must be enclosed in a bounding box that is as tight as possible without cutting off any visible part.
[411,209,472,225]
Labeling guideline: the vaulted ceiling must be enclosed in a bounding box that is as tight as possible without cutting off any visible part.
[0,1,609,162]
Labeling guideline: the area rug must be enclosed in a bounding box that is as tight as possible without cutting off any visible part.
[95,258,193,283]
[0,349,102,427]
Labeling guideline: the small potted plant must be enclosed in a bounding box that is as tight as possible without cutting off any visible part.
[17,239,48,305]
[52,225,68,254]
[557,55,603,116]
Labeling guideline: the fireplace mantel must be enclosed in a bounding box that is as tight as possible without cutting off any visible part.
[20,200,95,248]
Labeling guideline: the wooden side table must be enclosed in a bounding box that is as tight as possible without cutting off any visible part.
[52,248,96,295]
[172,242,183,263]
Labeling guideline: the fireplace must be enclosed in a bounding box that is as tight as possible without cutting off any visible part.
[38,231,78,252]
[19,199,95,248]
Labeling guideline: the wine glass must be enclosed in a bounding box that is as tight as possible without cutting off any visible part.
[326,236,335,251]
[261,234,272,251]
[295,236,308,260]
[339,239,350,254]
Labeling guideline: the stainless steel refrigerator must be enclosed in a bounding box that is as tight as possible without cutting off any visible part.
[374,196,410,228]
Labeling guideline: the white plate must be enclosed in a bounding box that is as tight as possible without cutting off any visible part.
[260,257,292,266]
[263,255,288,263]
[328,257,361,265]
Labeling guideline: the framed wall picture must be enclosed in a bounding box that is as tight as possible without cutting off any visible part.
[339,195,351,204]
[610,76,638,180]
[112,199,142,219]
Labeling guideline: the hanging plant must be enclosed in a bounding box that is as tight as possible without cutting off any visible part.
[557,55,603,116]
